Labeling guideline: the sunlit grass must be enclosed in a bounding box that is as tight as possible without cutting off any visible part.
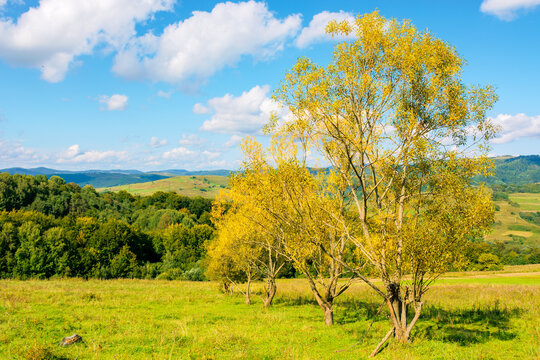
[97,175,228,198]
[1,267,539,359]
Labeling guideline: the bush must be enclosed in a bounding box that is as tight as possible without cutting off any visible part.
[156,268,183,280]
[476,253,503,271]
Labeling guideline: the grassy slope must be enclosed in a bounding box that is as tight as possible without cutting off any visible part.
[1,266,539,360]
[97,175,228,198]
[487,193,540,247]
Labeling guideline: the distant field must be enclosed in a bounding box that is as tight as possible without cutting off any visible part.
[487,192,540,247]
[0,266,538,359]
[97,175,228,198]
[509,193,540,211]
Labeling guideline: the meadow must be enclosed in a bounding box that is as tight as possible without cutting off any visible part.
[486,193,540,248]
[1,266,538,360]
[97,176,228,198]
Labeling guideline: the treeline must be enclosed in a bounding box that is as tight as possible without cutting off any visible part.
[0,173,214,279]
[491,183,540,194]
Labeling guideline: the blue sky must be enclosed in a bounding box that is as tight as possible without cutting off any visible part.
[0,0,538,171]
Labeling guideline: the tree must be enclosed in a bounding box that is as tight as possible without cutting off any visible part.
[227,138,356,322]
[269,11,497,354]
[211,198,289,307]
[207,209,261,304]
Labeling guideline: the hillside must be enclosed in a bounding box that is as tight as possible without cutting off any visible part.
[488,192,540,248]
[0,167,231,188]
[480,155,540,185]
[98,175,229,198]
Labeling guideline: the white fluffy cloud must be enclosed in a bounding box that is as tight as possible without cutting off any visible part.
[162,146,194,160]
[0,139,47,164]
[193,103,211,114]
[0,0,174,82]
[199,85,288,134]
[98,94,128,111]
[295,11,355,48]
[491,113,540,143]
[224,134,244,148]
[480,0,540,20]
[150,136,167,148]
[112,1,301,83]
[57,144,128,164]
[178,134,206,147]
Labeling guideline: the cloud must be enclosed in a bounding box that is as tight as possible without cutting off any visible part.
[491,113,540,143]
[224,134,244,147]
[98,94,128,111]
[480,0,540,20]
[295,10,355,48]
[162,146,195,160]
[0,139,47,164]
[193,103,211,114]
[157,90,173,99]
[112,1,301,84]
[0,0,174,82]
[199,85,288,134]
[150,136,167,148]
[178,134,206,147]
[57,144,128,163]
[160,145,225,169]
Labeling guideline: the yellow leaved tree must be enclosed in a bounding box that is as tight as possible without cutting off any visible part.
[225,137,356,324]
[267,11,498,355]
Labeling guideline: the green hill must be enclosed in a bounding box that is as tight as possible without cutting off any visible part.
[488,192,540,247]
[480,155,540,185]
[97,175,228,198]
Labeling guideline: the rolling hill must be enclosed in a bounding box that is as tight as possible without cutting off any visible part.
[97,175,229,198]
[1,155,538,190]
[0,167,230,188]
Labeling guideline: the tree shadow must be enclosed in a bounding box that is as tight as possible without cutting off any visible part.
[271,295,319,306]
[415,304,521,345]
[334,299,387,325]
[333,299,522,346]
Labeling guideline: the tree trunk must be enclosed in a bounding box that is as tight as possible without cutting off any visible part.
[245,275,252,305]
[323,305,334,326]
[263,277,276,308]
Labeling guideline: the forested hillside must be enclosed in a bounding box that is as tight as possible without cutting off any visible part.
[0,171,538,281]
[0,173,215,279]
[479,155,540,185]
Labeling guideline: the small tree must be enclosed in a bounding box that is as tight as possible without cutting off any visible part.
[207,209,262,304]
[269,11,497,354]
[212,196,288,307]
[228,138,356,324]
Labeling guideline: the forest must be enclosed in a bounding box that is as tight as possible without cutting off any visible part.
[0,173,539,281]
[0,172,214,280]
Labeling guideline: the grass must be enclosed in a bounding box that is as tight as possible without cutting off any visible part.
[97,175,228,198]
[509,193,540,212]
[487,193,540,247]
[1,267,539,359]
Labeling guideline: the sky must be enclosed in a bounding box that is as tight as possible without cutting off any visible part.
[0,0,538,171]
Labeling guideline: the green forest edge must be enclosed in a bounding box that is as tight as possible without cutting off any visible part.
[0,172,538,280]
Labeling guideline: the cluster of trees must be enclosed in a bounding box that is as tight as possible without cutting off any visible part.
[0,173,214,279]
[207,12,500,356]
[464,239,540,270]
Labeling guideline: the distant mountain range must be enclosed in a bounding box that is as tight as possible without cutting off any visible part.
[1,155,538,188]
[0,167,231,188]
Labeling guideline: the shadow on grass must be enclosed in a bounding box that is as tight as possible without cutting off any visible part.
[333,299,522,346]
[415,304,521,345]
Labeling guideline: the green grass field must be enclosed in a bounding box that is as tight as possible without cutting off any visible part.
[97,175,228,198]
[1,266,539,360]
[487,193,540,247]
